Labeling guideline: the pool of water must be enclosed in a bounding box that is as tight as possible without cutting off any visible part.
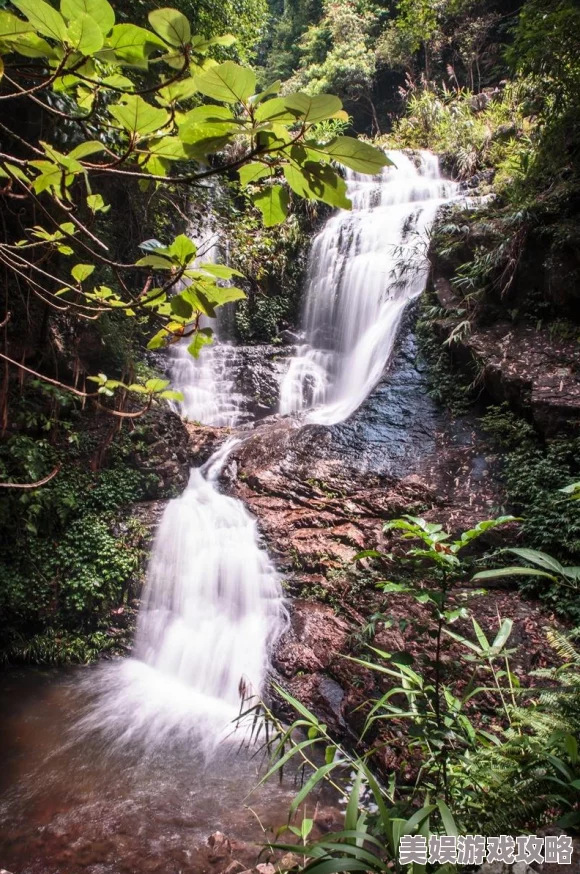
[0,665,335,874]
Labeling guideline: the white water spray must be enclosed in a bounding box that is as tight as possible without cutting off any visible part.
[280,151,456,425]
[78,440,286,748]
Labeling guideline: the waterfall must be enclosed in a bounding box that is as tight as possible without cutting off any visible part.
[280,151,456,425]
[77,440,286,749]
[168,227,249,427]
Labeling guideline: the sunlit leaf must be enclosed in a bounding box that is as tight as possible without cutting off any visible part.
[109,94,169,136]
[68,140,105,160]
[188,328,213,358]
[321,137,392,175]
[238,161,271,186]
[148,7,190,47]
[61,0,115,35]
[194,60,256,103]
[66,13,104,54]
[12,0,68,42]
[252,184,289,226]
[71,263,95,282]
[0,11,34,37]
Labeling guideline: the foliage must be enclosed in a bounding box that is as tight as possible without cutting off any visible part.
[249,515,580,866]
[463,628,580,832]
[0,391,154,661]
[114,0,270,62]
[0,0,388,417]
[386,81,532,180]
[282,0,380,130]
[481,404,580,620]
[245,685,460,874]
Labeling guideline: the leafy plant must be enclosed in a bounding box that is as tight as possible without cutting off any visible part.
[0,0,388,419]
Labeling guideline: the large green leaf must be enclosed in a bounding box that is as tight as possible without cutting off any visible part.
[109,95,169,136]
[3,30,57,57]
[194,60,256,103]
[66,13,103,54]
[254,96,303,124]
[188,328,213,358]
[472,566,557,582]
[322,137,391,175]
[107,23,165,65]
[284,162,351,209]
[12,0,68,42]
[0,11,34,37]
[252,184,289,226]
[169,234,196,264]
[148,7,190,47]
[140,136,187,161]
[284,92,344,123]
[60,0,114,35]
[507,547,565,574]
[238,161,271,186]
[68,140,106,159]
[177,105,238,144]
[156,76,199,105]
[71,263,95,282]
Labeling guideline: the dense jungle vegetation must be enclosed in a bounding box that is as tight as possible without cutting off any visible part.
[1,0,580,866]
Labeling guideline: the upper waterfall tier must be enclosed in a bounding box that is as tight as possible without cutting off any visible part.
[279,150,456,426]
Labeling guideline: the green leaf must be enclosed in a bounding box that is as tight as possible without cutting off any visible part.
[203,286,246,305]
[491,618,513,653]
[473,567,557,582]
[238,161,271,186]
[169,233,196,265]
[60,0,114,35]
[194,60,256,103]
[283,92,344,123]
[148,7,190,47]
[321,137,391,175]
[158,389,183,401]
[66,13,103,54]
[254,96,304,124]
[86,193,109,212]
[2,30,57,57]
[290,762,338,814]
[252,184,289,226]
[68,140,105,160]
[71,263,95,282]
[135,254,174,269]
[250,79,281,105]
[11,0,68,42]
[506,547,565,575]
[109,95,169,136]
[107,23,165,66]
[0,11,34,37]
[284,162,351,209]
[197,262,243,279]
[145,378,170,392]
[436,800,459,837]
[188,329,213,358]
[170,294,193,319]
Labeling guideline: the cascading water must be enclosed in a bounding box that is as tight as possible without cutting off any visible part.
[168,229,249,427]
[76,439,286,748]
[280,150,456,425]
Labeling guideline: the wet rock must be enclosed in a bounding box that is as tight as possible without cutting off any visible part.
[437,320,580,436]
[222,862,246,874]
[207,831,232,860]
[277,854,300,871]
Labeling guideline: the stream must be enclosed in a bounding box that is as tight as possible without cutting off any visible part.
[0,151,456,874]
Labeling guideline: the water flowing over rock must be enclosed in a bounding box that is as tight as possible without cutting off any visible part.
[76,440,286,749]
[280,151,456,425]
